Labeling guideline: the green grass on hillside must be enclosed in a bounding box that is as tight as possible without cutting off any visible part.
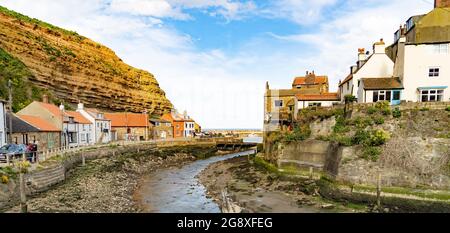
[0,47,40,111]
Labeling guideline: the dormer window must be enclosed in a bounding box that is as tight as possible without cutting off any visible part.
[69,117,75,123]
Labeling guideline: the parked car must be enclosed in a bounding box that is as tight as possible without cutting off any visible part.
[0,144,32,163]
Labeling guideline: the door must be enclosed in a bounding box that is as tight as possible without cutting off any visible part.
[392,90,401,105]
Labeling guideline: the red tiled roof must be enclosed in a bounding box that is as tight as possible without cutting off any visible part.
[293,76,328,86]
[66,111,91,124]
[162,112,195,122]
[104,113,148,127]
[296,93,340,101]
[36,102,64,119]
[18,115,60,132]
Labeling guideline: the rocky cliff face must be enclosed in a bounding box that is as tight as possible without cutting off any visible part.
[0,6,172,114]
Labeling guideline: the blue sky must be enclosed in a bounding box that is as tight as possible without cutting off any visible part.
[0,0,433,129]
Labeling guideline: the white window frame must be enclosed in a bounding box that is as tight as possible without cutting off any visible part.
[373,90,392,102]
[429,67,440,77]
[420,89,444,102]
[308,102,322,107]
[432,44,449,54]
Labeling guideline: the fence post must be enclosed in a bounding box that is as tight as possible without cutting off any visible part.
[19,153,28,213]
[376,173,382,211]
[309,167,313,179]
[82,153,85,166]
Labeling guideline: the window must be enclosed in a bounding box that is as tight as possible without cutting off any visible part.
[274,100,283,107]
[69,117,75,124]
[432,44,449,54]
[393,91,400,101]
[429,67,440,77]
[420,89,444,102]
[373,91,392,102]
[358,80,361,87]
[347,82,350,91]
[308,103,322,107]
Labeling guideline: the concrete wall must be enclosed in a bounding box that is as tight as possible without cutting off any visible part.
[275,140,341,177]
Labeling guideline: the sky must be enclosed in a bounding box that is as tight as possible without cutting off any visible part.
[0,0,433,129]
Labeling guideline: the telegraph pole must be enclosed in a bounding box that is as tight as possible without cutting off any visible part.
[7,79,13,144]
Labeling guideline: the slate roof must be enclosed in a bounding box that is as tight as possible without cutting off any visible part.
[6,113,39,133]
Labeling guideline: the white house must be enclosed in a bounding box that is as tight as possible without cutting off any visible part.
[63,108,92,147]
[339,39,395,103]
[0,100,7,147]
[357,77,404,104]
[76,103,112,144]
[295,93,340,110]
[393,37,450,102]
[182,111,195,138]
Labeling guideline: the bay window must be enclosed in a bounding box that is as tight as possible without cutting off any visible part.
[420,89,444,102]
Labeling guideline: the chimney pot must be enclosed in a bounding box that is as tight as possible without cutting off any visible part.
[59,104,65,111]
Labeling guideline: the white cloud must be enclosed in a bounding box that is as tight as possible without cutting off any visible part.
[261,0,338,25]
[0,0,434,129]
[109,0,190,19]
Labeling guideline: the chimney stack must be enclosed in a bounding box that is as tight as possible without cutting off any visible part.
[59,104,65,111]
[373,38,386,54]
[435,0,450,8]
[77,103,84,110]
[42,94,49,103]
[357,48,367,69]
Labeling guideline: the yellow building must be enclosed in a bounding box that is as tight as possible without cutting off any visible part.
[264,71,336,132]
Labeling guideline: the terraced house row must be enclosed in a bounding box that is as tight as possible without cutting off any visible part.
[264,1,450,131]
[0,96,201,151]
